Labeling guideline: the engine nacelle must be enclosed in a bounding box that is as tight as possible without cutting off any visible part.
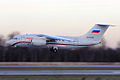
[32,39,46,46]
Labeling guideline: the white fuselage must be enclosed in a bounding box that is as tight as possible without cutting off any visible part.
[6,24,111,51]
[6,34,99,49]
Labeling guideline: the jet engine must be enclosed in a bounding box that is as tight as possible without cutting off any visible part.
[32,39,46,46]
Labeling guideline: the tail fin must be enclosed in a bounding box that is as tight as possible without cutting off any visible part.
[83,24,110,41]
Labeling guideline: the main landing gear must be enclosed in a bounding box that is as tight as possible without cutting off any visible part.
[50,47,58,53]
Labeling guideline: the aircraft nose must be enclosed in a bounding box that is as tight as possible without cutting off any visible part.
[6,40,12,46]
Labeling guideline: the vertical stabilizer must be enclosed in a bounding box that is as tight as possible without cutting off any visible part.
[83,24,110,41]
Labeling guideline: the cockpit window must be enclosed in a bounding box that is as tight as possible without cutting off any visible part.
[12,38,18,40]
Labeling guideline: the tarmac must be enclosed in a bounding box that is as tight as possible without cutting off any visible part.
[0,70,120,75]
[0,63,120,75]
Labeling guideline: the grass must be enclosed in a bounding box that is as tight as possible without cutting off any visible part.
[0,75,120,80]
[0,67,120,70]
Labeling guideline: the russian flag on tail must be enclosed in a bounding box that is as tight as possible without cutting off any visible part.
[92,29,100,33]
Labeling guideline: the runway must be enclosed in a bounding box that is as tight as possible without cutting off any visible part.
[0,70,120,75]
[0,64,120,75]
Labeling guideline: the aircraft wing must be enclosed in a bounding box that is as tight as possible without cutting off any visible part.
[37,34,74,42]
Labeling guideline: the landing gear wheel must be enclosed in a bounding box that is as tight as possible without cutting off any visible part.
[50,47,58,53]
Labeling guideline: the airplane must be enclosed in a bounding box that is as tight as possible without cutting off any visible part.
[6,24,111,53]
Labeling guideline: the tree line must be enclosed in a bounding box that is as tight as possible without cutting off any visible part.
[0,46,120,62]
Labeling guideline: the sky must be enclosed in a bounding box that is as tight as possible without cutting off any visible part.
[0,0,120,48]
